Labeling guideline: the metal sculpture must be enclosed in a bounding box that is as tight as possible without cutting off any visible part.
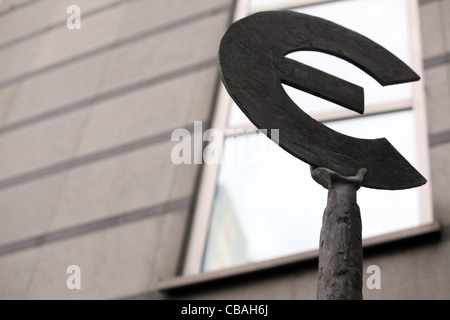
[218,10,425,299]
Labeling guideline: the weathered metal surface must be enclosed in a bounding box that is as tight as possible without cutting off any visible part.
[312,166,366,300]
[219,10,425,190]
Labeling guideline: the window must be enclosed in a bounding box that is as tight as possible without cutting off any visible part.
[183,0,433,275]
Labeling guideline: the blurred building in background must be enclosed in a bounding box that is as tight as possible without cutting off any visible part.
[0,0,448,299]
[202,185,247,272]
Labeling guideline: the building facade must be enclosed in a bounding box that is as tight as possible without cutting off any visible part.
[0,0,448,299]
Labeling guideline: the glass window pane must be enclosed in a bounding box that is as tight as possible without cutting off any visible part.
[326,110,421,237]
[229,0,412,123]
[295,0,410,64]
[203,110,419,272]
[250,0,285,8]
[203,0,421,273]
[228,101,251,127]
[203,132,324,272]
[288,0,411,113]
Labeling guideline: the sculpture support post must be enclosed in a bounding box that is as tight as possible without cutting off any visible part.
[311,166,367,300]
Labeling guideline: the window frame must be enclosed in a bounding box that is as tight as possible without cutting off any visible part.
[181,0,434,276]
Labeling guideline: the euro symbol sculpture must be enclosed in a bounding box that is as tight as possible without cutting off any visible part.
[218,11,426,300]
[219,10,426,190]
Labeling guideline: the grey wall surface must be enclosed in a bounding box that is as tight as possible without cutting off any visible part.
[0,0,449,300]
[0,0,234,299]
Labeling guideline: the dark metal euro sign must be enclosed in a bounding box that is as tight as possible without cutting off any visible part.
[219,11,426,190]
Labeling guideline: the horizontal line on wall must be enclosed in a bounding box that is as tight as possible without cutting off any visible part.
[0,58,217,135]
[0,4,230,91]
[0,0,139,51]
[0,0,44,17]
[418,0,440,6]
[423,53,450,69]
[0,196,192,256]
[0,120,206,191]
[120,291,167,300]
[429,130,450,147]
[441,223,450,242]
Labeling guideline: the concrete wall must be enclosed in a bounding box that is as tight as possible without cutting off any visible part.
[0,0,448,300]
[0,0,234,299]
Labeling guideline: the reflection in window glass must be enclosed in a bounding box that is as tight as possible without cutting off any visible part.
[228,100,250,127]
[250,0,284,8]
[295,0,410,64]
[203,110,419,272]
[289,0,411,113]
